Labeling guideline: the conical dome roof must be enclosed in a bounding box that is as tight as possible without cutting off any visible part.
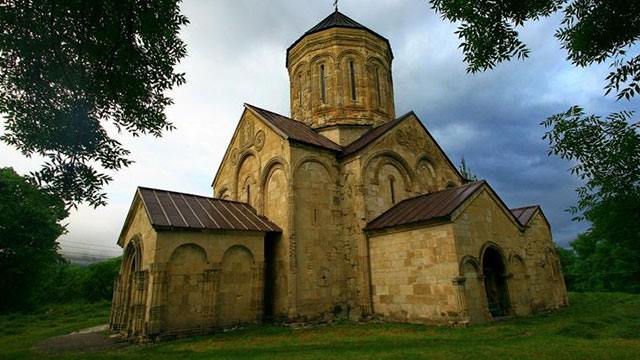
[287,10,392,65]
[306,10,370,34]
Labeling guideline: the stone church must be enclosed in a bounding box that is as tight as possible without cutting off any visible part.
[110,10,568,341]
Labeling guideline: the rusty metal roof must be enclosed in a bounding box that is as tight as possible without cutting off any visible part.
[510,206,540,225]
[245,104,343,152]
[137,187,281,233]
[286,11,392,67]
[365,181,486,231]
[341,112,413,157]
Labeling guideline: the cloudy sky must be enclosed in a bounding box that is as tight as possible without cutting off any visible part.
[1,0,637,258]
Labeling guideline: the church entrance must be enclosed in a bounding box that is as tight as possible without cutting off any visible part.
[482,246,511,317]
[263,233,278,321]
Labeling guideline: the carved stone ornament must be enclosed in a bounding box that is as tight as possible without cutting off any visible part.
[240,120,255,149]
[254,130,266,151]
[396,128,422,153]
[230,148,239,165]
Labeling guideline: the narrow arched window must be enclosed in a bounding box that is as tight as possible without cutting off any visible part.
[389,177,396,205]
[246,184,251,205]
[298,73,303,108]
[374,66,382,107]
[349,60,357,101]
[320,64,327,104]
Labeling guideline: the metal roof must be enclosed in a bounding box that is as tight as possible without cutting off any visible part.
[245,104,343,152]
[286,10,392,67]
[365,181,486,231]
[137,187,281,233]
[510,206,540,225]
[341,112,413,157]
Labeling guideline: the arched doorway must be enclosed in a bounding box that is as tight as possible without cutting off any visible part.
[482,246,511,317]
[111,238,146,336]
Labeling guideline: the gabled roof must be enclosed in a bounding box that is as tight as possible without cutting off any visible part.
[365,181,486,231]
[340,111,464,182]
[245,104,343,152]
[135,187,281,233]
[287,11,392,67]
[341,111,413,157]
[511,205,541,226]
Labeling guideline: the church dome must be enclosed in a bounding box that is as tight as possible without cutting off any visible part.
[286,11,396,134]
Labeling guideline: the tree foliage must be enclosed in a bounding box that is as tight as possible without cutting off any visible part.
[0,167,67,311]
[429,0,640,100]
[41,257,122,304]
[543,108,640,293]
[430,1,640,293]
[0,0,188,208]
[459,156,479,182]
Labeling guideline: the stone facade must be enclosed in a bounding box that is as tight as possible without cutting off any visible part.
[111,10,568,341]
[110,193,272,341]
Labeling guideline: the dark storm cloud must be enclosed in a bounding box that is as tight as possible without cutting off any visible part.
[4,1,634,251]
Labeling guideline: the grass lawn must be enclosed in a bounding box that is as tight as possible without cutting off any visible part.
[0,292,639,359]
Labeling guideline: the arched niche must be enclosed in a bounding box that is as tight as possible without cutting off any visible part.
[415,156,437,193]
[366,56,392,111]
[292,158,341,315]
[459,256,486,323]
[291,61,309,120]
[218,245,256,326]
[235,151,260,204]
[508,254,531,316]
[363,151,414,220]
[165,244,209,332]
[337,50,365,106]
[310,55,337,110]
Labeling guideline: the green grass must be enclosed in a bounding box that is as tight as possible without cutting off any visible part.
[1,293,639,359]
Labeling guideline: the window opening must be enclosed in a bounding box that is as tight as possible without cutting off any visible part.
[349,60,357,101]
[375,66,382,106]
[298,73,303,108]
[389,177,396,204]
[320,64,327,104]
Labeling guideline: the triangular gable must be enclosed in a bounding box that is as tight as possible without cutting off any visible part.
[211,106,256,188]
[365,180,525,232]
[341,112,464,182]
[245,104,342,152]
[117,189,149,247]
[211,104,342,187]
[119,186,283,247]
[365,181,485,231]
[450,183,526,230]
[512,205,551,230]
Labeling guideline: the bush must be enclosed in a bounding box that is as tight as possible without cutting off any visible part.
[82,257,122,302]
[39,257,122,304]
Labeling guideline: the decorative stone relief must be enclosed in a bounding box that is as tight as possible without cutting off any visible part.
[254,130,266,151]
[230,148,239,165]
[240,120,255,149]
[396,127,423,153]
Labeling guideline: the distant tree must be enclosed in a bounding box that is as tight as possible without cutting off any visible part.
[40,256,122,304]
[82,257,122,302]
[543,107,640,293]
[0,1,189,208]
[555,244,577,291]
[0,168,67,311]
[458,156,479,182]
